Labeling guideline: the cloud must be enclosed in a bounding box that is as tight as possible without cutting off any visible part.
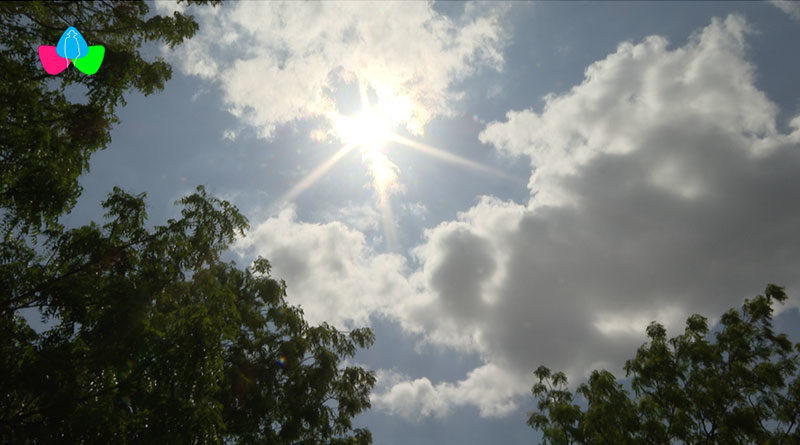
[401,201,428,220]
[169,1,508,138]
[239,14,800,419]
[327,201,382,233]
[222,129,237,142]
[235,207,416,328]
[479,15,780,207]
[153,0,187,15]
[372,363,526,419]
[770,0,800,21]
[431,13,800,385]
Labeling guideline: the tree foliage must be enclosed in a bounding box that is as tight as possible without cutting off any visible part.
[0,0,214,233]
[530,285,800,444]
[1,2,376,443]
[2,187,376,443]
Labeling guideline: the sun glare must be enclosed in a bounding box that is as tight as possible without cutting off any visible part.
[363,149,399,195]
[334,110,392,156]
[279,79,521,251]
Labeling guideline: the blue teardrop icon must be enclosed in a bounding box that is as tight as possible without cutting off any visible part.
[56,27,89,60]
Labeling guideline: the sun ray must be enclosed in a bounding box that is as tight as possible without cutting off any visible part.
[276,78,524,252]
[359,79,371,114]
[378,194,399,251]
[387,133,524,184]
[277,142,357,206]
[363,150,401,251]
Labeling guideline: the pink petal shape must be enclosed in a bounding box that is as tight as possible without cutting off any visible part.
[38,45,70,75]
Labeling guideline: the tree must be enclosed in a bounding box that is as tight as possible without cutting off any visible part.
[1,2,377,443]
[1,1,215,234]
[530,285,800,444]
[2,186,376,443]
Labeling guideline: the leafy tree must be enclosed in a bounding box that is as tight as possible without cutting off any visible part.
[2,186,376,443]
[0,0,214,234]
[530,285,800,444]
[1,2,377,443]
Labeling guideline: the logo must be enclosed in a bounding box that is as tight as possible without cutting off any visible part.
[38,27,105,75]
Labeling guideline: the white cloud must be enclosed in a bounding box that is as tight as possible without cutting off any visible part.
[372,376,450,419]
[480,15,779,207]
[770,0,800,21]
[236,206,416,328]
[169,1,508,138]
[238,15,800,419]
[426,13,800,382]
[372,363,526,419]
[409,11,800,371]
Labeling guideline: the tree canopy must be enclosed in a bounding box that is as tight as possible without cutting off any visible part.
[1,0,214,234]
[3,187,375,443]
[530,284,800,444]
[1,2,377,443]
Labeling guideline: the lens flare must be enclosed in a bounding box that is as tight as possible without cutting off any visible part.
[362,148,398,194]
[335,111,390,152]
[278,77,524,251]
[363,149,400,248]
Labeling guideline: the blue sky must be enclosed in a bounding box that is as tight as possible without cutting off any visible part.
[61,1,800,443]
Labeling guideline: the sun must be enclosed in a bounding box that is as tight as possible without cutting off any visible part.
[278,79,521,251]
[332,104,404,197]
[330,104,403,248]
[333,109,392,157]
[334,108,401,196]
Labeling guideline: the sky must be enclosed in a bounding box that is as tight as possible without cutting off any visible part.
[59,1,800,443]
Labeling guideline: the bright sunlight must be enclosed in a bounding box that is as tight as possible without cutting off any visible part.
[334,110,391,154]
[279,79,519,250]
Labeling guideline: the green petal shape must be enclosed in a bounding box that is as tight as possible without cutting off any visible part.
[73,46,105,75]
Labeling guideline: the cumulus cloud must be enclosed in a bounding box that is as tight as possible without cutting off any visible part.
[239,15,800,419]
[435,13,800,383]
[168,1,508,138]
[372,363,526,419]
[235,207,416,328]
[479,15,781,207]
